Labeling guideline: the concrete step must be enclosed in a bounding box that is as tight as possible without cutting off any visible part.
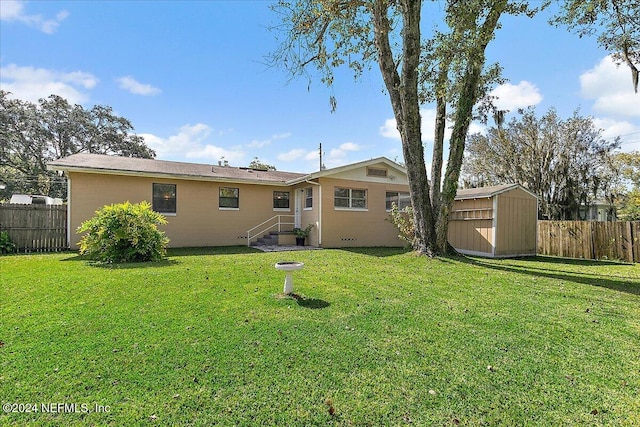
[251,231,295,246]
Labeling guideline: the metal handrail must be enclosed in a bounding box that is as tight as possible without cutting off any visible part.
[247,215,295,246]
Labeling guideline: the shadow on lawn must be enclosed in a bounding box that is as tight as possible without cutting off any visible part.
[166,246,262,257]
[61,254,180,269]
[452,255,640,296]
[290,293,331,309]
[339,247,411,257]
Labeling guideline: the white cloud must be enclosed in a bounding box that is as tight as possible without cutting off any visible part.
[328,142,362,159]
[247,132,291,149]
[277,148,307,162]
[0,0,68,34]
[116,76,161,96]
[593,117,640,141]
[304,151,319,161]
[380,117,400,140]
[580,56,640,118]
[468,121,487,136]
[187,145,244,163]
[380,109,450,145]
[272,132,292,140]
[0,63,98,104]
[140,123,244,163]
[592,117,640,152]
[381,109,488,145]
[489,81,543,111]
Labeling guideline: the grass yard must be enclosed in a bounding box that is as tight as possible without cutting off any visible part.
[1,247,639,426]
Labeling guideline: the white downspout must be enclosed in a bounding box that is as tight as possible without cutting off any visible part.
[305,180,322,246]
[66,175,71,249]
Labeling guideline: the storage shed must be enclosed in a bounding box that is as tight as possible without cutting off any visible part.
[448,184,538,258]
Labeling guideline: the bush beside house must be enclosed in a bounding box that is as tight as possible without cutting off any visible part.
[77,201,169,263]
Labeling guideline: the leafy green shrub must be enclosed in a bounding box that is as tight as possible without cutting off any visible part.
[0,231,17,254]
[77,201,169,263]
[387,202,416,248]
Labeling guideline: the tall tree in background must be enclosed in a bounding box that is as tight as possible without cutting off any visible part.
[611,151,640,220]
[249,157,277,171]
[462,107,620,220]
[0,91,154,199]
[269,0,534,255]
[551,0,639,92]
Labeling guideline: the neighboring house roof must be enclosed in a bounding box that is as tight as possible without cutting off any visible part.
[48,153,306,185]
[48,153,408,186]
[455,184,537,200]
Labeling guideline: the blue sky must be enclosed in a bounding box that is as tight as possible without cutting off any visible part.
[1,0,639,174]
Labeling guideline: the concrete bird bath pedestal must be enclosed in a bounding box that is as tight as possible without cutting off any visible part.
[275,261,304,295]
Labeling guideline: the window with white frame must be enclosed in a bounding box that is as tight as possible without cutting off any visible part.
[386,191,411,210]
[334,187,367,209]
[273,191,290,209]
[304,187,313,209]
[219,187,239,208]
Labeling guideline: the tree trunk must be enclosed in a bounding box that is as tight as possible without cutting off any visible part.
[436,1,507,254]
[431,93,447,219]
[372,0,437,256]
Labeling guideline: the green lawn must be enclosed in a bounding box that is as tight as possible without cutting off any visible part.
[1,247,639,426]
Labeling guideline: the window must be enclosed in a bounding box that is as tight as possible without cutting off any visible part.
[219,187,239,208]
[305,187,313,209]
[273,191,290,209]
[386,191,411,210]
[153,183,177,214]
[334,187,367,209]
[367,167,388,178]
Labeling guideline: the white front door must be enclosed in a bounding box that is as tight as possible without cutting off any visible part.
[294,189,302,228]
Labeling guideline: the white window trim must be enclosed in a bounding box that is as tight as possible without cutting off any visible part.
[273,208,291,212]
[334,187,367,210]
[219,207,239,211]
[385,191,411,211]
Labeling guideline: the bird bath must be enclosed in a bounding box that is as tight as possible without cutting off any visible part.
[275,261,304,295]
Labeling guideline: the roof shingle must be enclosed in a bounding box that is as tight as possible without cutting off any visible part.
[48,153,306,184]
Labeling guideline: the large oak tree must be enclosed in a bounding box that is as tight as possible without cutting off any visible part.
[0,91,154,199]
[269,0,533,255]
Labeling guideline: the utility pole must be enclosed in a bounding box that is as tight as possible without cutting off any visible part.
[319,143,326,170]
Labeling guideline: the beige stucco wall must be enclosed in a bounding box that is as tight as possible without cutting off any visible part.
[317,177,406,248]
[495,188,537,256]
[68,172,296,248]
[67,163,411,249]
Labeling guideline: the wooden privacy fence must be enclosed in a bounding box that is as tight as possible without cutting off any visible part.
[0,204,68,252]
[538,221,639,263]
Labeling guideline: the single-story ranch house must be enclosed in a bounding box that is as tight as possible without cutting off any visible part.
[48,153,412,249]
[48,153,537,256]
